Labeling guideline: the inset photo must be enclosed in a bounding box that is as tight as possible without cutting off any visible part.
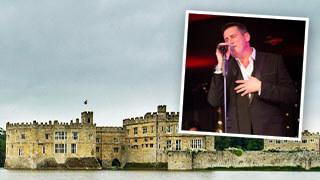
[179,10,309,140]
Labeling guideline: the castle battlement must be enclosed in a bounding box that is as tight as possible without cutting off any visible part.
[123,117,147,126]
[96,126,123,133]
[166,112,179,120]
[122,105,179,126]
[302,130,320,136]
[123,111,179,126]
[6,118,95,130]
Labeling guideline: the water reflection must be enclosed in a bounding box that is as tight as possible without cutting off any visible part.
[1,169,320,180]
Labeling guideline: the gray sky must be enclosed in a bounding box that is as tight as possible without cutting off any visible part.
[0,0,319,133]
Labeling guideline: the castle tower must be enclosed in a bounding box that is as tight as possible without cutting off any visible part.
[157,105,166,113]
[81,111,93,125]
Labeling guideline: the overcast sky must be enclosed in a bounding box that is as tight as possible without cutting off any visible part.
[0,0,319,133]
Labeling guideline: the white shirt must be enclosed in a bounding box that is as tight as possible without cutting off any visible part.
[235,48,258,97]
[235,48,256,81]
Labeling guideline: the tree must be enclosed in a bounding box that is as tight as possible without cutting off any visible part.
[0,132,6,167]
[246,139,263,150]
[215,136,263,151]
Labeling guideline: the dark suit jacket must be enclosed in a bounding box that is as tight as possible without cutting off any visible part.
[208,51,297,136]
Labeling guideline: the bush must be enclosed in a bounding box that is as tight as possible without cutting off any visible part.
[0,133,6,167]
[225,147,243,156]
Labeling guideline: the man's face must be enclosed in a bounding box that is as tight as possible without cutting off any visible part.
[223,26,250,58]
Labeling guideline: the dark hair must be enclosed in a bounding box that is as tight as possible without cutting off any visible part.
[221,22,248,34]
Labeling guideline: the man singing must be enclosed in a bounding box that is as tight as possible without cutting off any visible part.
[208,22,297,136]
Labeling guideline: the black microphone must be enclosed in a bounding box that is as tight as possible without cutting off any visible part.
[217,44,229,55]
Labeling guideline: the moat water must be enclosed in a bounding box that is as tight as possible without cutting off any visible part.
[1,168,320,180]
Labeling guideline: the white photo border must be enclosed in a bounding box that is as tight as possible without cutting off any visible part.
[178,10,309,141]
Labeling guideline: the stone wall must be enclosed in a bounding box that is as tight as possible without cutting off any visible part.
[5,112,97,169]
[168,151,320,170]
[96,127,125,168]
[5,157,101,169]
[264,131,320,152]
[167,151,192,170]
[5,106,215,170]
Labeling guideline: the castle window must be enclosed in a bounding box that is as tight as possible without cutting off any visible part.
[134,138,138,143]
[113,147,119,153]
[134,127,138,135]
[150,137,153,141]
[146,144,149,148]
[143,126,147,134]
[166,126,172,134]
[71,144,77,153]
[55,144,67,153]
[176,139,182,151]
[21,134,25,139]
[96,147,100,152]
[150,144,154,148]
[96,138,100,143]
[114,138,118,143]
[18,148,23,156]
[176,125,179,133]
[142,144,144,148]
[166,140,172,150]
[55,132,67,140]
[161,126,164,132]
[276,140,281,144]
[42,146,46,154]
[72,132,78,140]
[151,126,154,133]
[45,133,49,140]
[144,138,148,142]
[302,140,307,143]
[191,139,203,149]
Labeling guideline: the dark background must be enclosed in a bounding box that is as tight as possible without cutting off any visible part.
[181,13,306,137]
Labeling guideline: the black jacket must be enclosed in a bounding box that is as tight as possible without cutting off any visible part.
[208,51,297,136]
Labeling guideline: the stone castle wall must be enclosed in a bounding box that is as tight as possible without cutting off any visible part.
[168,151,320,170]
[122,106,214,165]
[4,105,213,170]
[96,126,125,168]
[5,112,98,169]
[264,131,320,151]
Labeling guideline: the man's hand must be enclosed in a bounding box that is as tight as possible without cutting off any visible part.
[215,42,231,68]
[234,76,261,96]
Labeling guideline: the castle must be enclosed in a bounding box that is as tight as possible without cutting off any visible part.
[5,111,98,169]
[5,105,320,170]
[5,105,215,169]
[264,130,320,152]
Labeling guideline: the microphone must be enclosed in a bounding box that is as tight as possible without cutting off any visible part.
[217,44,229,54]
